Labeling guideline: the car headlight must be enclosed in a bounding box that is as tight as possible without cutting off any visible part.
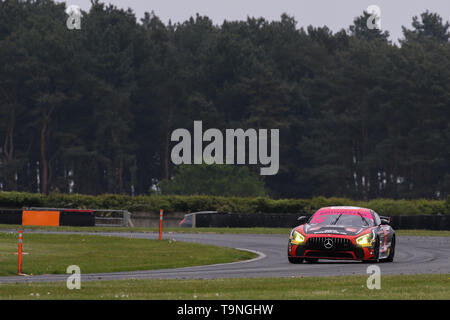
[356,233,372,247]
[290,230,305,245]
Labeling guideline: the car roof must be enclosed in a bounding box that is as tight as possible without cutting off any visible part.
[184,211,221,216]
[315,206,372,214]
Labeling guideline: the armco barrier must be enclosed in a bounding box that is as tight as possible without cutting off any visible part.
[194,213,450,230]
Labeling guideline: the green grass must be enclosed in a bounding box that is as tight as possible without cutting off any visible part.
[395,230,450,237]
[1,224,450,237]
[0,224,292,234]
[0,233,255,276]
[0,274,449,300]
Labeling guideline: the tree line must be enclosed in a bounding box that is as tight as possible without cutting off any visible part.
[0,0,449,200]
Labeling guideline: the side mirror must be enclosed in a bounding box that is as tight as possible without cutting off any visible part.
[297,216,307,223]
[380,217,390,225]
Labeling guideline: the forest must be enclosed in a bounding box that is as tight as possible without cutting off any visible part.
[0,0,449,200]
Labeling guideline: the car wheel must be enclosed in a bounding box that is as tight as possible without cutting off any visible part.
[305,258,319,263]
[373,236,380,262]
[288,257,304,264]
[382,236,395,262]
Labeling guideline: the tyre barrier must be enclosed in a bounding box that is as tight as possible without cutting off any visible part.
[0,209,95,227]
[195,213,300,228]
[194,213,450,230]
[389,215,450,230]
[0,209,22,225]
[59,209,96,226]
[2,209,449,230]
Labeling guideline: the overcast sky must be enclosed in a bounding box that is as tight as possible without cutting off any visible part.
[59,0,450,42]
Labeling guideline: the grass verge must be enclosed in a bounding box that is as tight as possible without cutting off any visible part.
[1,224,450,237]
[0,274,449,299]
[0,224,292,234]
[0,233,255,276]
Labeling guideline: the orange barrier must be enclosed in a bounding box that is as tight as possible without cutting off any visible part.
[22,210,60,227]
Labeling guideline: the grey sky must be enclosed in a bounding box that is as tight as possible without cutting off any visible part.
[60,0,450,42]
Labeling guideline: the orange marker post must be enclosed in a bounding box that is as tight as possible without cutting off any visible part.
[18,230,23,275]
[159,209,163,240]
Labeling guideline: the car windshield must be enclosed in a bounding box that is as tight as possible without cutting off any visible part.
[309,211,374,227]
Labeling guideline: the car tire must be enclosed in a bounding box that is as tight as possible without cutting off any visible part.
[288,257,304,264]
[382,236,395,262]
[305,258,319,263]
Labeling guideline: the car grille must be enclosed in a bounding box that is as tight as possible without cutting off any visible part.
[306,237,352,250]
[305,251,355,259]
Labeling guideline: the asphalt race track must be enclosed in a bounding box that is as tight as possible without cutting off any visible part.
[0,231,449,283]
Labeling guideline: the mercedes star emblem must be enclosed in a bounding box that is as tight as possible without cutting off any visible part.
[324,238,334,249]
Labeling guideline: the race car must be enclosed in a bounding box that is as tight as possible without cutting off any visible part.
[288,206,395,263]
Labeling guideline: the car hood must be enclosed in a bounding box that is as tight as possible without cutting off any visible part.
[302,224,368,236]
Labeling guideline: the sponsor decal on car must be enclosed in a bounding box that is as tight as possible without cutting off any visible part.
[313,230,348,235]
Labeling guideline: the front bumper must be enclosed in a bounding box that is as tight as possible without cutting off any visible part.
[288,235,376,261]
